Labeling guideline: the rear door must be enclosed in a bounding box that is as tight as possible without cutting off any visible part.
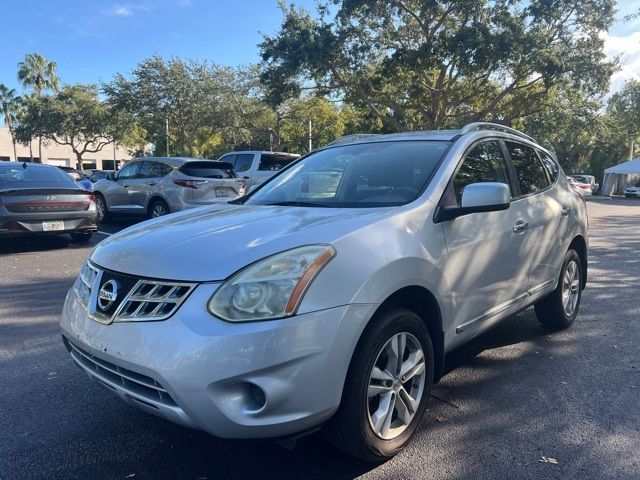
[441,140,529,334]
[252,153,297,187]
[505,142,565,292]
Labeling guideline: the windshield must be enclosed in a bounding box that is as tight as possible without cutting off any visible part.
[244,141,450,208]
[0,164,77,185]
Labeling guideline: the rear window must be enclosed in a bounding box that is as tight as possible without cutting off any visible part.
[258,153,298,171]
[0,164,77,185]
[180,161,237,179]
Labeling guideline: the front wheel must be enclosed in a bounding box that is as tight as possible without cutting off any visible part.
[324,307,434,462]
[535,249,582,330]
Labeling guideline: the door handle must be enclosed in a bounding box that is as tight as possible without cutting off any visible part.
[243,176,250,180]
[561,207,571,216]
[148,182,157,186]
[123,184,129,188]
[513,220,529,233]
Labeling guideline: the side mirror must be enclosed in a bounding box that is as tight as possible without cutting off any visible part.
[436,182,510,222]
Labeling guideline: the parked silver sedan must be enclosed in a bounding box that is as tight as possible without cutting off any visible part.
[92,157,246,221]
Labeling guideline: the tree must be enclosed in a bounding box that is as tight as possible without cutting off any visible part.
[0,84,22,161]
[17,53,60,162]
[261,0,617,132]
[14,84,135,169]
[103,56,266,158]
[606,79,640,160]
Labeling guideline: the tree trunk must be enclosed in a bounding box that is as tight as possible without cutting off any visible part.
[12,139,17,162]
[29,141,33,162]
[75,152,83,170]
[38,136,42,163]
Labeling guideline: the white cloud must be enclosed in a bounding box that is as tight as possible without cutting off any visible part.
[113,5,133,16]
[603,31,640,93]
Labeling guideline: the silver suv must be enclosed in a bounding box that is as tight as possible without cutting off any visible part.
[61,123,587,461]
[92,157,246,221]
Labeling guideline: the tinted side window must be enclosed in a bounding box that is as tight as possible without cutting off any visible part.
[234,154,254,172]
[506,142,550,195]
[117,162,140,179]
[452,141,511,207]
[258,154,296,171]
[139,161,170,178]
[538,151,559,183]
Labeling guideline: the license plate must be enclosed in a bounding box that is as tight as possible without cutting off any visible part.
[215,188,229,197]
[42,221,64,231]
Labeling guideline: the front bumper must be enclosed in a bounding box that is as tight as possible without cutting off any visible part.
[60,285,373,438]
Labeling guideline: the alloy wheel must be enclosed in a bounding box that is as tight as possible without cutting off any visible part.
[562,260,580,316]
[367,332,426,440]
[152,203,168,218]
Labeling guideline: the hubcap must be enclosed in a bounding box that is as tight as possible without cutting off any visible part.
[367,332,426,440]
[562,260,580,316]
[152,204,167,217]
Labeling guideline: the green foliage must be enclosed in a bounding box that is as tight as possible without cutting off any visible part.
[17,53,59,95]
[261,0,616,131]
[14,84,137,168]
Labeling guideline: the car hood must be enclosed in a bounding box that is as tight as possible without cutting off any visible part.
[91,203,394,281]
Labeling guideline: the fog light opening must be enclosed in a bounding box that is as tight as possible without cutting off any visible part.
[248,383,267,411]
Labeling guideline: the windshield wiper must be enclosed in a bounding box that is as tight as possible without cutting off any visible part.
[264,201,334,208]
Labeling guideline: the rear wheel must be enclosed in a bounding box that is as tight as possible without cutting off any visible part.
[94,194,110,223]
[535,249,582,329]
[324,307,434,462]
[70,231,93,243]
[148,199,170,219]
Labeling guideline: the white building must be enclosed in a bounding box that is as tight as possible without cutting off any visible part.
[0,127,130,170]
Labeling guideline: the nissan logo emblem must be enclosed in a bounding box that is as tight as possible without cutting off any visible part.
[98,280,119,310]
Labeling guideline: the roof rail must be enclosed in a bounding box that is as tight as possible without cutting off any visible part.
[460,122,536,143]
[325,134,382,147]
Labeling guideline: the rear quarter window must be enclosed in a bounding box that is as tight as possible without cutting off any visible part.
[538,151,559,183]
[258,154,297,171]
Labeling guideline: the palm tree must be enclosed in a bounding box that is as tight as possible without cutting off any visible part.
[0,84,21,161]
[17,53,60,162]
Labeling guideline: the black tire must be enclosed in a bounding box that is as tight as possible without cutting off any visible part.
[324,307,434,462]
[70,231,93,243]
[148,198,170,219]
[94,194,110,223]
[534,249,582,330]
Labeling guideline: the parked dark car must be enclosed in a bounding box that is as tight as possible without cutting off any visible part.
[57,166,93,190]
[0,163,98,242]
[88,170,115,183]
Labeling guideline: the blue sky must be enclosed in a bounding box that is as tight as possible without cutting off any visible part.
[1,0,639,94]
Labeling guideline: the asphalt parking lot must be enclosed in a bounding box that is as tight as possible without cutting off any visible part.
[1,198,639,480]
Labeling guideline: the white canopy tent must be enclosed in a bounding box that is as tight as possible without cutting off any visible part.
[601,157,640,196]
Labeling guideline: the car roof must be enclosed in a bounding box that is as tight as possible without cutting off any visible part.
[129,157,229,167]
[221,151,301,157]
[1,162,58,170]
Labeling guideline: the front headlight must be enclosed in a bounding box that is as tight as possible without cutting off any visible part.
[208,245,336,322]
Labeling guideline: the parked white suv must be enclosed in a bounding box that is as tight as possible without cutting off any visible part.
[61,123,588,461]
[216,151,300,188]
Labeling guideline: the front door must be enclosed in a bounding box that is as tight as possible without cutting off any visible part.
[106,161,141,212]
[441,140,529,334]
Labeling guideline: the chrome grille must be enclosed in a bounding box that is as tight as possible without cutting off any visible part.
[64,338,176,407]
[74,261,100,309]
[73,261,196,323]
[116,280,195,322]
